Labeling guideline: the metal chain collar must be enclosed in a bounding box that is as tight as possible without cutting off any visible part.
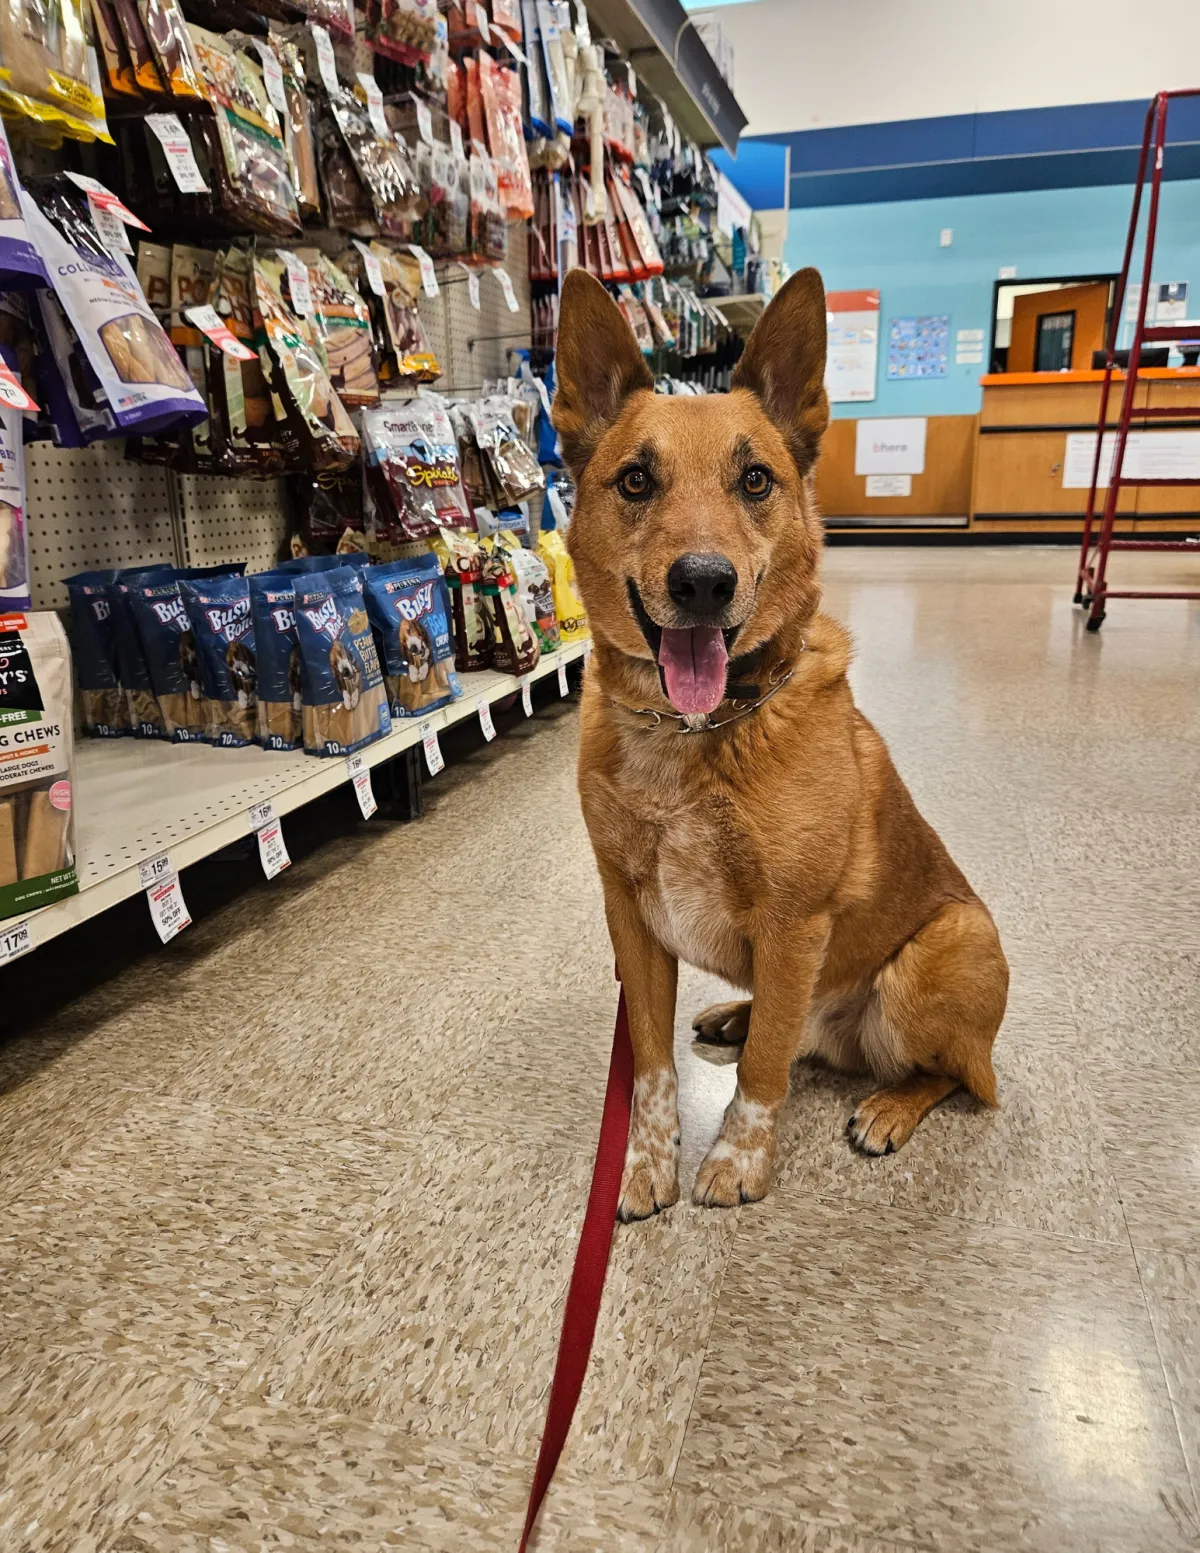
[622,646,805,735]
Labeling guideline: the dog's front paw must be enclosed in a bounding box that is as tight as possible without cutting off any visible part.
[618,1067,680,1223]
[618,1146,679,1222]
[692,1087,778,1208]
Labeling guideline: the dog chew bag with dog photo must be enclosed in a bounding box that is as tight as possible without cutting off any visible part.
[295,566,390,757]
[179,574,257,747]
[21,181,206,437]
[249,571,303,751]
[364,554,461,721]
[127,577,208,743]
[0,610,78,922]
[536,528,589,645]
[65,570,130,737]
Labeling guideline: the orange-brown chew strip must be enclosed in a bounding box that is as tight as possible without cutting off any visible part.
[0,800,17,887]
[20,790,67,878]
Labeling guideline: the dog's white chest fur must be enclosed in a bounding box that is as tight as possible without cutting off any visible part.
[639,808,752,986]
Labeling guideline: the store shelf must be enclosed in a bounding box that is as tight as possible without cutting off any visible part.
[708,292,767,336]
[583,0,747,153]
[19,642,589,953]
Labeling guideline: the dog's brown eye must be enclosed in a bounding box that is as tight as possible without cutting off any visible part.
[617,466,653,501]
[741,466,773,499]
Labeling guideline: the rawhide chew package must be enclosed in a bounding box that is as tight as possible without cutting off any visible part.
[21,180,206,438]
[248,571,302,751]
[127,577,208,742]
[364,554,461,720]
[0,610,78,920]
[502,532,559,655]
[295,566,390,756]
[179,573,257,746]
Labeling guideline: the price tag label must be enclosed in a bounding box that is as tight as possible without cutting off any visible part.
[185,304,256,361]
[276,250,313,316]
[557,656,569,696]
[357,72,390,137]
[449,119,463,159]
[147,872,190,944]
[414,97,433,145]
[457,261,480,309]
[531,372,551,415]
[493,266,519,312]
[88,195,132,254]
[477,697,496,741]
[352,239,386,297]
[0,917,32,965]
[138,851,174,890]
[520,676,533,717]
[0,362,38,413]
[311,23,339,94]
[254,40,288,114]
[145,114,208,193]
[256,819,291,879]
[247,799,276,831]
[347,753,376,818]
[474,1,490,41]
[420,721,444,775]
[65,173,150,230]
[408,244,439,298]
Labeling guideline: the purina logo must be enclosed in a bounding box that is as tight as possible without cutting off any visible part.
[151,596,187,628]
[301,595,341,641]
[204,603,251,642]
[270,605,295,633]
[395,582,434,621]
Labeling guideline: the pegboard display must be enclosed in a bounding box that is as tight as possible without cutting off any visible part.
[177,474,292,573]
[26,443,181,611]
[437,233,531,392]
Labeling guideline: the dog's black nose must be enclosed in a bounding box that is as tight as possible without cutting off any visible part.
[666,553,738,618]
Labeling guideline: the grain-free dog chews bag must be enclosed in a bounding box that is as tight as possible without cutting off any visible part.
[65,569,128,736]
[179,575,257,746]
[127,578,207,742]
[364,555,461,720]
[295,567,390,756]
[0,611,78,920]
[248,572,302,751]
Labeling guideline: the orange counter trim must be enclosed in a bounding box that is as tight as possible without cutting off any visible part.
[981,367,1200,386]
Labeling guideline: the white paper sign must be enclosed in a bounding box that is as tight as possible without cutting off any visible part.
[493,266,519,312]
[347,753,376,817]
[477,697,496,740]
[998,265,1018,279]
[311,23,339,94]
[1063,429,1200,489]
[825,290,880,404]
[865,474,912,497]
[277,250,313,315]
[520,676,533,716]
[185,305,256,360]
[556,656,569,695]
[145,114,208,193]
[255,41,288,113]
[358,72,390,137]
[955,350,984,365]
[147,873,190,943]
[854,417,927,476]
[88,196,132,255]
[414,97,433,145]
[409,244,439,298]
[353,239,386,297]
[138,851,174,890]
[421,721,444,775]
[449,119,463,159]
[256,820,290,879]
[458,262,480,309]
[0,917,32,964]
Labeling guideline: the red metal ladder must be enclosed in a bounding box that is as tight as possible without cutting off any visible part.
[1075,89,1200,630]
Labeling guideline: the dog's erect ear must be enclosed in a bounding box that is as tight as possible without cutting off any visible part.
[553,268,654,471]
[731,267,830,475]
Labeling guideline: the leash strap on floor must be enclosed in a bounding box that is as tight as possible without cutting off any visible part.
[519,983,633,1551]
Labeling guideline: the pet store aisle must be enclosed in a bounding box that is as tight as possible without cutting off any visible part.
[1,547,1199,1551]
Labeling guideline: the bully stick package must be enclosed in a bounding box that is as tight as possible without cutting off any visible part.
[480,535,539,675]
[295,565,390,756]
[363,553,461,720]
[65,569,129,736]
[307,252,379,409]
[127,576,208,742]
[179,573,257,746]
[21,180,206,438]
[430,525,490,672]
[502,532,559,654]
[207,245,283,475]
[248,570,302,751]
[0,610,78,921]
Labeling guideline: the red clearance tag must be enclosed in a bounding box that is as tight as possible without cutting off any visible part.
[0,363,38,413]
[64,172,151,231]
[184,305,256,362]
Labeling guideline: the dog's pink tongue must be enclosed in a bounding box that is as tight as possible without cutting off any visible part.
[658,627,728,715]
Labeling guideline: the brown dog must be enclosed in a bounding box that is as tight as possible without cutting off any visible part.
[554,268,1009,1220]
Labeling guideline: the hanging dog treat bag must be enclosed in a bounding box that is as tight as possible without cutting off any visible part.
[364,554,461,720]
[179,574,258,747]
[295,566,390,756]
[0,611,79,921]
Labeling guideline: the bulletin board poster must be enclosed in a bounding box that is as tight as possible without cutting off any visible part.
[887,315,950,379]
[825,289,880,402]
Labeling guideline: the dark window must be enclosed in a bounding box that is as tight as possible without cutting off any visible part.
[1034,310,1076,372]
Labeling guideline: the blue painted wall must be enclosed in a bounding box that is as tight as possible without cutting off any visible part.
[786,181,1200,419]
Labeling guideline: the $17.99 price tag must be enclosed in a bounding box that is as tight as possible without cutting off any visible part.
[0,917,32,965]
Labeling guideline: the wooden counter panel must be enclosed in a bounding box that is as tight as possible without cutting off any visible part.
[815,415,975,518]
[971,430,1137,516]
[979,380,1146,427]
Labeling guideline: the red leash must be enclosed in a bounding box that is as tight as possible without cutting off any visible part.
[518,983,634,1550]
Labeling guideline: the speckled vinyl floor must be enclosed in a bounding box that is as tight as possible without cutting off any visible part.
[2,547,1200,1552]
